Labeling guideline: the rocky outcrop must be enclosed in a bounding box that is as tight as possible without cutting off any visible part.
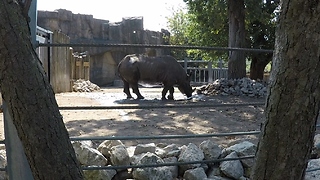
[197,78,268,98]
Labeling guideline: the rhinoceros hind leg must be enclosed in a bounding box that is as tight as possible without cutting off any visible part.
[131,83,144,99]
[123,81,133,99]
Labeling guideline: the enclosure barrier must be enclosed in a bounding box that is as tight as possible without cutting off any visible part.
[60,103,318,173]
[59,102,265,110]
[37,43,274,53]
[9,42,320,178]
[70,131,259,171]
[80,156,255,171]
[178,60,228,84]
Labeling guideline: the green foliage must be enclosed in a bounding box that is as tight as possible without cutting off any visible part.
[166,0,278,68]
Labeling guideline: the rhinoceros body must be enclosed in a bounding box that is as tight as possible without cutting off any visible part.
[118,54,193,100]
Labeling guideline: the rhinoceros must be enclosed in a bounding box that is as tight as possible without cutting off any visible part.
[117,54,194,100]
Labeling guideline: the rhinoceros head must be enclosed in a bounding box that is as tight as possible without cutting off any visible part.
[177,73,195,98]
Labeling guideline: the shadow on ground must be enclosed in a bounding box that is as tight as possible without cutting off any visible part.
[62,87,266,147]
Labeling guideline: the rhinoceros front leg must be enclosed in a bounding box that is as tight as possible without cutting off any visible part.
[161,87,168,100]
[131,83,144,99]
[162,86,174,100]
[167,87,174,100]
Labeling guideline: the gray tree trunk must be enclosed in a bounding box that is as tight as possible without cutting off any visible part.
[227,0,246,79]
[0,1,83,179]
[251,1,320,179]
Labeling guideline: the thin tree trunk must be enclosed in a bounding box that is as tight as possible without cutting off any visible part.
[0,1,83,179]
[251,1,320,179]
[228,0,246,79]
[249,54,272,80]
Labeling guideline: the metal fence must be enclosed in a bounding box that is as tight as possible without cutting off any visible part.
[178,59,228,84]
[65,102,263,172]
[1,42,281,179]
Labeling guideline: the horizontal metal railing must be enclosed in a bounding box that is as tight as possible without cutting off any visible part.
[59,102,265,110]
[37,43,274,53]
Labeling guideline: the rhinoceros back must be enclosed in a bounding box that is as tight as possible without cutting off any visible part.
[118,54,187,85]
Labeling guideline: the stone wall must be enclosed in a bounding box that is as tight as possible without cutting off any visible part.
[37,9,170,86]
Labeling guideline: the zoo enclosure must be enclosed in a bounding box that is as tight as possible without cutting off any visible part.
[36,26,229,89]
[1,1,318,179]
[2,42,278,179]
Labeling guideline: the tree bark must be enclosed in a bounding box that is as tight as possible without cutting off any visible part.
[227,0,246,79]
[251,1,320,179]
[249,54,272,80]
[0,1,83,179]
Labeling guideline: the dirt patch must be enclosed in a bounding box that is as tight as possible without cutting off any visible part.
[0,87,266,148]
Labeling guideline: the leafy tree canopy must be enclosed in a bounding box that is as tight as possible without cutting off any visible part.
[167,0,278,68]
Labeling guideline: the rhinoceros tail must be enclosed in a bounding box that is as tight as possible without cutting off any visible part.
[117,61,122,78]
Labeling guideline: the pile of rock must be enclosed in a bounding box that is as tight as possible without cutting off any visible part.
[72,140,256,180]
[0,137,320,179]
[71,137,320,180]
[72,79,100,92]
[197,78,268,98]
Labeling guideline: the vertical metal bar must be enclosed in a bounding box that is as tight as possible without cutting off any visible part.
[3,102,34,179]
[218,59,223,79]
[208,62,213,83]
[47,33,52,83]
[184,58,188,72]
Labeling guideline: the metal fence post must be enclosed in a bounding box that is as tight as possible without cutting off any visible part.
[3,102,34,179]
[184,58,188,72]
[208,61,213,83]
[218,58,223,79]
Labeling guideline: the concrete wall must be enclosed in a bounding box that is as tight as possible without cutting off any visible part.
[36,28,92,93]
[50,31,72,93]
[90,52,117,86]
[37,9,171,87]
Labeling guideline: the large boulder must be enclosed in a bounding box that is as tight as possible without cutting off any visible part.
[97,140,124,159]
[222,141,256,168]
[83,166,117,180]
[72,141,108,166]
[220,152,244,179]
[178,143,204,174]
[183,167,207,180]
[199,140,222,161]
[156,143,181,158]
[109,145,130,168]
[163,157,179,179]
[132,152,172,180]
[305,158,320,180]
[134,143,156,155]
